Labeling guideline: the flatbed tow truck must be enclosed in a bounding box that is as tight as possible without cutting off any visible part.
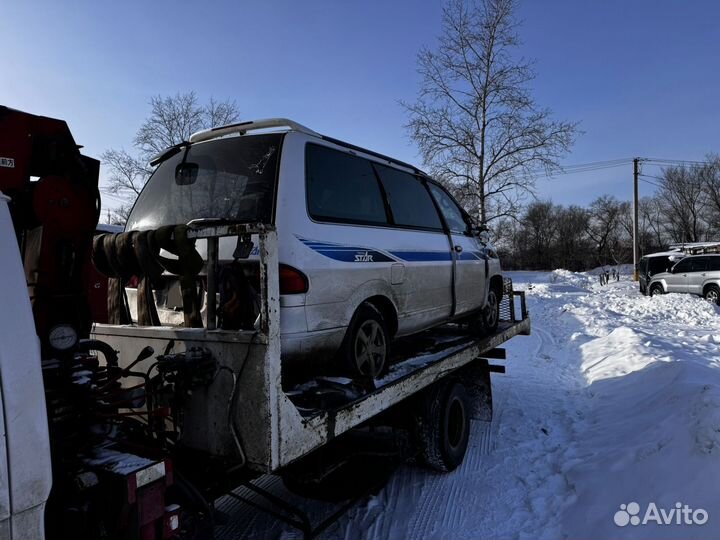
[0,106,530,539]
[100,223,530,538]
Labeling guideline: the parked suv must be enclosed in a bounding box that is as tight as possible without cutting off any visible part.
[125,119,504,378]
[647,254,720,304]
[637,249,685,295]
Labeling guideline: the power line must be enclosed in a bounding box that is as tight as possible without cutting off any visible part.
[644,157,713,165]
[639,173,664,182]
[530,160,631,180]
[532,156,713,182]
[561,158,634,169]
[639,177,663,189]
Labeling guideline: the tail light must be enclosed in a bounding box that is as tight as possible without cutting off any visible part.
[279,264,308,294]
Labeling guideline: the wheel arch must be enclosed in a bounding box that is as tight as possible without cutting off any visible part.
[489,274,504,303]
[650,281,665,294]
[703,282,720,296]
[364,295,399,338]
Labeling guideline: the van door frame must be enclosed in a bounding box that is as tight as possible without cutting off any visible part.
[421,178,459,317]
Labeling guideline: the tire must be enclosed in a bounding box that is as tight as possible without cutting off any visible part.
[483,287,500,334]
[340,302,389,379]
[649,283,664,297]
[704,285,720,305]
[417,380,470,473]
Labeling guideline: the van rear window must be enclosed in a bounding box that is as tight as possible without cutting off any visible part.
[126,133,281,231]
[306,144,388,225]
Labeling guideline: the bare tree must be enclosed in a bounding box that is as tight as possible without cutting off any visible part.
[404,0,578,226]
[520,201,558,269]
[102,91,239,223]
[639,196,668,252]
[699,154,720,234]
[555,205,590,271]
[658,163,709,242]
[586,195,624,266]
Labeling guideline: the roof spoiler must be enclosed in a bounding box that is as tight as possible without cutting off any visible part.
[189,118,320,143]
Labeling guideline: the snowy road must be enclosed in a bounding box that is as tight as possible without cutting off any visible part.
[222,270,720,539]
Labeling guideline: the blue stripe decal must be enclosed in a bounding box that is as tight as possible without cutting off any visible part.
[316,250,395,263]
[297,235,469,263]
[297,236,397,263]
[389,251,453,262]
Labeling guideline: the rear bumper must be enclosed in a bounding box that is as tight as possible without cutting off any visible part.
[281,326,346,364]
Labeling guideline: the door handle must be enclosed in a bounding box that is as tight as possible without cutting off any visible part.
[454,245,463,253]
[701,273,707,277]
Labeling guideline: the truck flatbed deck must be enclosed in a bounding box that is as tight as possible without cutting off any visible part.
[286,318,529,419]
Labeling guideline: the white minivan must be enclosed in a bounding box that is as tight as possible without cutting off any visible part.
[125,119,504,378]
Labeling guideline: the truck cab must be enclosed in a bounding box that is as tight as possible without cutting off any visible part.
[0,193,53,539]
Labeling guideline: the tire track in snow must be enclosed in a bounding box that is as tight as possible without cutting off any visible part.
[406,473,445,539]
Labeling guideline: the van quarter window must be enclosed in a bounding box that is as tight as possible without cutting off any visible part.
[710,257,720,271]
[306,144,388,225]
[427,183,470,234]
[374,164,443,230]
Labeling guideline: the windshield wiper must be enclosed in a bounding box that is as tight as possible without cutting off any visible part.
[149,141,190,167]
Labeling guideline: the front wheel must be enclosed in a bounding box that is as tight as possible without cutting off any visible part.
[649,284,664,297]
[704,285,720,305]
[483,288,500,334]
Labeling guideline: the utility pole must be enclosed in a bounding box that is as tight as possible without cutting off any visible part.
[632,157,640,281]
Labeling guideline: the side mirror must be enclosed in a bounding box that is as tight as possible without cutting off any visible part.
[472,225,490,244]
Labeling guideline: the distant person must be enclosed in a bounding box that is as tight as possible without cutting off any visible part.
[605,270,610,285]
[616,269,620,281]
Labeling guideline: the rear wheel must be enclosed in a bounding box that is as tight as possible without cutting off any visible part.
[416,380,470,472]
[340,302,389,379]
[649,284,664,297]
[704,285,720,305]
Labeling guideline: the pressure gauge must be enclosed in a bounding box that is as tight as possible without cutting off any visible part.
[48,324,78,351]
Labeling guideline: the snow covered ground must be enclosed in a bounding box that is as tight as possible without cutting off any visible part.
[223,270,720,539]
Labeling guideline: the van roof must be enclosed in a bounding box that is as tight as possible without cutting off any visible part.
[188,118,429,177]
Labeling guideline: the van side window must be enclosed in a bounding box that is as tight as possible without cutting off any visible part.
[306,144,388,224]
[427,183,469,234]
[374,164,442,230]
[709,257,720,271]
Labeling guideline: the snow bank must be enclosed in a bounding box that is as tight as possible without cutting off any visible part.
[565,349,720,539]
[524,270,720,539]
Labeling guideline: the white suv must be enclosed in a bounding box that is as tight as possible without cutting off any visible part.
[648,254,720,303]
[125,119,504,377]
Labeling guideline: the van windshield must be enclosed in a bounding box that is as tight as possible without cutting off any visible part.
[126,133,282,231]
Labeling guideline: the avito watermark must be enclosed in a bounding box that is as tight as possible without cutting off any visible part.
[614,502,708,527]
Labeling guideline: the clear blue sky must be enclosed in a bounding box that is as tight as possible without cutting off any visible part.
[2,0,718,211]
